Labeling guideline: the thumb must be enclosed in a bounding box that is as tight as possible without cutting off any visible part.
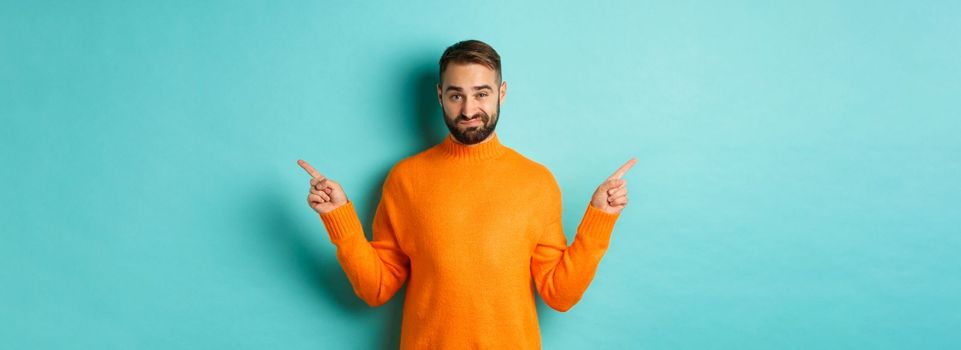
[326,179,342,191]
[327,180,348,201]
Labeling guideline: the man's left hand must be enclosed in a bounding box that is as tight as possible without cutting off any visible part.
[590,157,637,215]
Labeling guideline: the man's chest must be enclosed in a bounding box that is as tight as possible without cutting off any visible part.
[397,172,545,267]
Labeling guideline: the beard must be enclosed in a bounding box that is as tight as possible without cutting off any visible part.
[444,96,500,145]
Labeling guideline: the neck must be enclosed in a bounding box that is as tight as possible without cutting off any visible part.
[437,131,506,161]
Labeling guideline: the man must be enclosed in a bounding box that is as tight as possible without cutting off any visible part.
[297,39,634,349]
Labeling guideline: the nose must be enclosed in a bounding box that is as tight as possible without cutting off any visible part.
[460,98,480,118]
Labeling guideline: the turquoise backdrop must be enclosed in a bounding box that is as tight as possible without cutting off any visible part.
[2,1,959,349]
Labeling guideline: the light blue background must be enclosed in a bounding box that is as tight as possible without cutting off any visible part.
[2,1,959,349]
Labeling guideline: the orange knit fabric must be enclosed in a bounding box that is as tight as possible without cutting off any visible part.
[319,131,621,349]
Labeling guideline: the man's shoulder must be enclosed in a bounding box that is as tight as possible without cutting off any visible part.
[504,148,559,185]
[390,147,431,174]
[504,150,563,207]
[382,154,416,183]
[380,146,433,187]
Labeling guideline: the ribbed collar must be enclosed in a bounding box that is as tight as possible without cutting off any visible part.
[437,131,508,161]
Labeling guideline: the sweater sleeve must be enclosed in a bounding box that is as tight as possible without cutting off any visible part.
[530,180,620,312]
[318,179,410,307]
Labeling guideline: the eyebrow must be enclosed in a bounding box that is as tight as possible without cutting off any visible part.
[445,85,494,93]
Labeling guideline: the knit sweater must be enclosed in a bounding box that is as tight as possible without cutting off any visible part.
[318,131,621,349]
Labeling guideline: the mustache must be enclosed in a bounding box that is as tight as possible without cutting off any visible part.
[458,112,488,123]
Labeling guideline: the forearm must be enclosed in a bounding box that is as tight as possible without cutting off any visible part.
[533,203,620,311]
[319,200,406,307]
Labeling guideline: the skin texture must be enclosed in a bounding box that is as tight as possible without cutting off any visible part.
[298,62,635,215]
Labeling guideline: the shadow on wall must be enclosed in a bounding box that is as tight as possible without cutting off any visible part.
[254,175,404,349]
[398,49,449,152]
[251,52,447,349]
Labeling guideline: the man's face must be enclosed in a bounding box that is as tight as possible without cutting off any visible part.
[437,62,507,145]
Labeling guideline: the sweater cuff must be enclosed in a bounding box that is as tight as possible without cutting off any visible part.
[576,203,621,249]
[319,200,364,243]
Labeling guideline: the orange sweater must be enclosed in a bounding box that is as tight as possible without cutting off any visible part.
[319,131,621,349]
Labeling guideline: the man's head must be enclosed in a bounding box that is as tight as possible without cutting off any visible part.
[437,40,506,145]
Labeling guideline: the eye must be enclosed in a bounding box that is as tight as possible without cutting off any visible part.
[450,95,461,101]
[477,92,488,98]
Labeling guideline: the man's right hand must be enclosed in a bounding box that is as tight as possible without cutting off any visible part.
[298,159,349,215]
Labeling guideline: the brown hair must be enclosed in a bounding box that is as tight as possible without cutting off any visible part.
[438,39,502,84]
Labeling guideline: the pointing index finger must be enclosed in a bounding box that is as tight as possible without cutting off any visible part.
[608,157,637,180]
[297,159,325,179]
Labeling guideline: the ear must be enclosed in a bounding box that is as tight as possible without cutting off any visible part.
[436,83,443,106]
[499,80,507,105]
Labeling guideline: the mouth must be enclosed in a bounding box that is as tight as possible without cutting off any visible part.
[459,119,483,127]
